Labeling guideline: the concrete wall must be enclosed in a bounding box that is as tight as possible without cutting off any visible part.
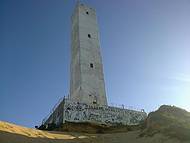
[43,99,147,126]
[70,3,108,106]
[63,99,147,125]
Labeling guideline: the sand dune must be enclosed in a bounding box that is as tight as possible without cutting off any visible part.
[0,120,184,143]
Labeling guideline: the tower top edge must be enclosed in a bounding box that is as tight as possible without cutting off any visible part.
[75,1,96,11]
[71,1,96,19]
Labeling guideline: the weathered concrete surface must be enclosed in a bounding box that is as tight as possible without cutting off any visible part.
[70,3,107,106]
[63,99,146,126]
[44,99,147,127]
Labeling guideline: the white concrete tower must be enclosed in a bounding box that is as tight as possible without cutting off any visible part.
[70,3,107,106]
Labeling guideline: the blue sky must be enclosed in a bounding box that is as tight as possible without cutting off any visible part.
[0,0,190,128]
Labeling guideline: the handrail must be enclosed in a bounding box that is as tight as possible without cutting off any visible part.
[42,97,65,124]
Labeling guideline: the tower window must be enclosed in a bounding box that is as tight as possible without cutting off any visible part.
[86,11,89,15]
[88,34,91,38]
[93,101,97,104]
[90,63,94,68]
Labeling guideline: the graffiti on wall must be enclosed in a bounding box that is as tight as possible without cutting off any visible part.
[63,100,147,125]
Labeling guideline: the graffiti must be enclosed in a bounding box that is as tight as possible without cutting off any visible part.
[82,111,87,120]
[44,99,147,126]
[88,113,101,122]
[61,100,147,125]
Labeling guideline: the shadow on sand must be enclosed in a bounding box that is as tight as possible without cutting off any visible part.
[0,131,97,143]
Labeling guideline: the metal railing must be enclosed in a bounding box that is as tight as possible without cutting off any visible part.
[109,102,145,112]
[42,96,65,124]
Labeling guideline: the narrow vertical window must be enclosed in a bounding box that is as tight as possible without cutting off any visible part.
[88,34,91,38]
[90,63,94,68]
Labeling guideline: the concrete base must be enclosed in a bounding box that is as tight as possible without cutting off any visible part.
[42,98,147,128]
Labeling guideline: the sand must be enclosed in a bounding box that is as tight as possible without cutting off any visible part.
[0,121,186,143]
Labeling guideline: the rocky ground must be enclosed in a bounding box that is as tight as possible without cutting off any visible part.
[0,105,190,143]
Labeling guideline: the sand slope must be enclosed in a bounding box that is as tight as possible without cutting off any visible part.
[0,121,184,143]
[141,105,190,142]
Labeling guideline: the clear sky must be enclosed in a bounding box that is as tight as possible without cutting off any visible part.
[1,0,190,128]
